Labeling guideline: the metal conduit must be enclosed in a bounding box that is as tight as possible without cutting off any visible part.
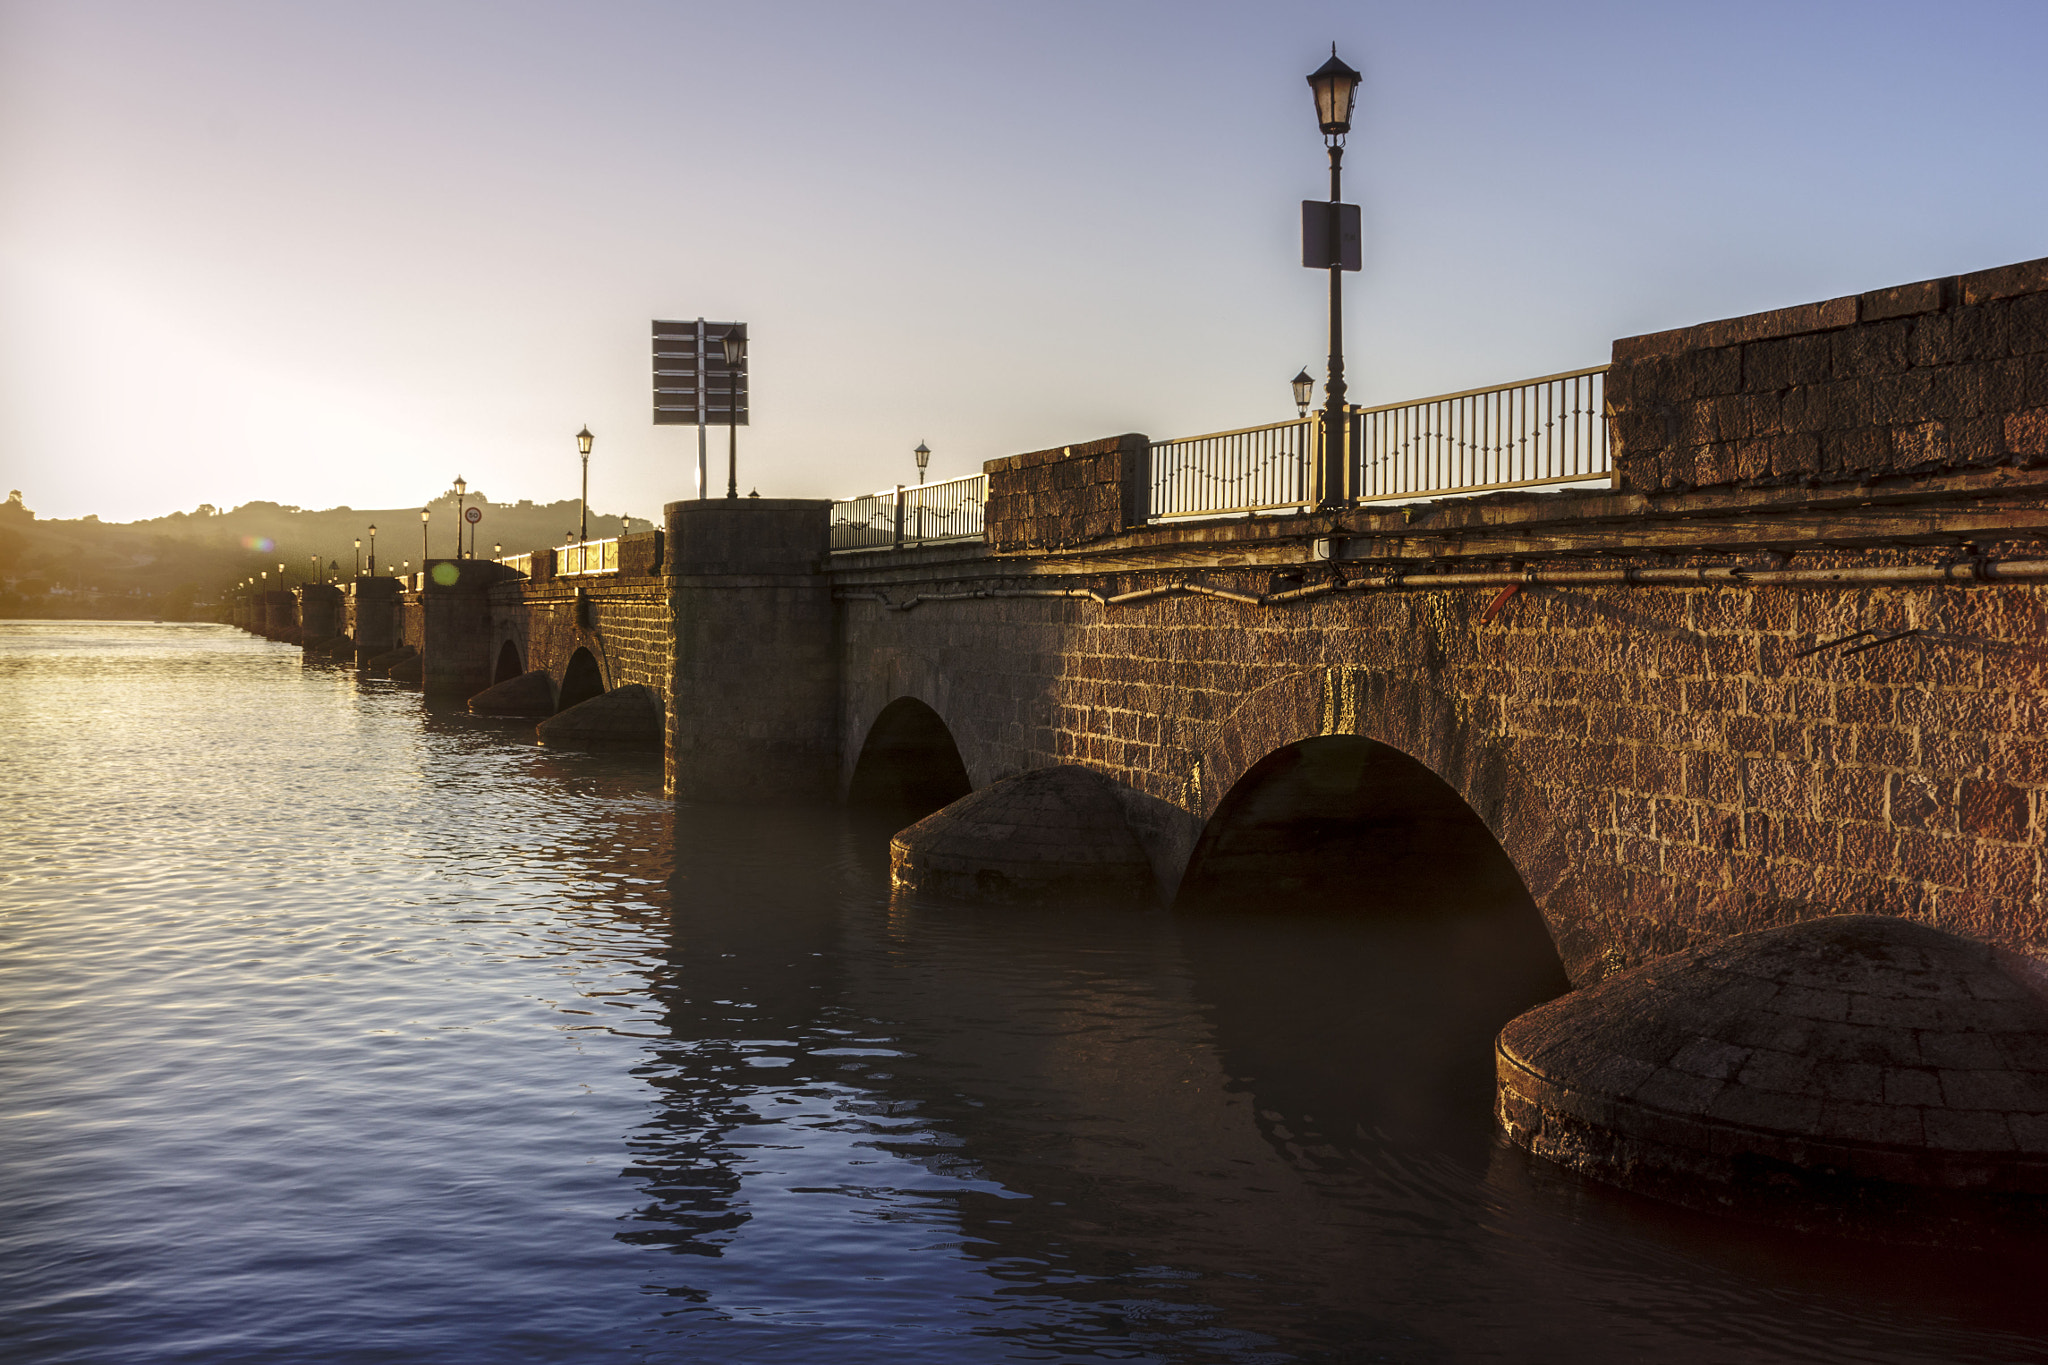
[833,558,2048,613]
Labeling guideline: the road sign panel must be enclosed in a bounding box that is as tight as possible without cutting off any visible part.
[653,319,749,426]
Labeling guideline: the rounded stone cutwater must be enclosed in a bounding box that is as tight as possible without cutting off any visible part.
[1495,915,2048,1236]
[888,765,1154,906]
[536,684,661,747]
[364,645,415,676]
[387,653,424,685]
[468,668,556,718]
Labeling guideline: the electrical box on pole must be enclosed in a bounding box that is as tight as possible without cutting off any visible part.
[1301,202,1362,271]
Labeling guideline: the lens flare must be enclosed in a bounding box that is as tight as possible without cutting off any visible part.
[240,535,275,553]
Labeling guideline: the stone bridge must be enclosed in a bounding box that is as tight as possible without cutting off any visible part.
[246,256,2048,986]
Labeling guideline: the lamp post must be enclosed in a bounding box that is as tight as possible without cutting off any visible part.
[1307,46,1363,512]
[576,427,593,544]
[310,554,319,585]
[353,537,362,577]
[913,440,930,541]
[722,330,746,499]
[420,508,429,571]
[367,524,377,576]
[452,476,467,558]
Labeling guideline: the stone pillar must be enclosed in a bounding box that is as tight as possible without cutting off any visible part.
[349,578,400,665]
[296,583,342,644]
[261,590,296,641]
[418,560,518,701]
[665,498,837,802]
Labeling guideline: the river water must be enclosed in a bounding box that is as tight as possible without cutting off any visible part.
[4,621,2047,1364]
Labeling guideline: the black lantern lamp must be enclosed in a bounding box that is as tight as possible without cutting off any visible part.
[914,440,930,485]
[452,476,467,558]
[1291,369,1315,417]
[1308,48,1363,137]
[367,523,377,576]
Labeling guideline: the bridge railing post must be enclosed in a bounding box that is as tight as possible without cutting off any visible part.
[893,484,905,550]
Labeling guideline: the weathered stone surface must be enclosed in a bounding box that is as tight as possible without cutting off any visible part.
[364,645,415,674]
[1497,915,2048,1227]
[984,435,1149,552]
[537,683,662,747]
[1610,256,2048,494]
[468,668,556,717]
[387,653,424,684]
[889,765,1156,904]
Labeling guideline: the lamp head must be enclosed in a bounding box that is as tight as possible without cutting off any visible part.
[453,475,466,497]
[576,426,594,457]
[1308,47,1364,137]
[420,508,429,523]
[914,440,930,471]
[1291,368,1316,413]
[720,326,747,368]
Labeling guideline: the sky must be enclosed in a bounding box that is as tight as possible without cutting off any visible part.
[2,0,2045,525]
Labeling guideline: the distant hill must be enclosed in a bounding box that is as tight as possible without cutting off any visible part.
[0,489,655,621]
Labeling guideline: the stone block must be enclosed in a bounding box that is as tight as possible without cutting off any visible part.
[1859,277,1952,322]
[1960,256,2048,307]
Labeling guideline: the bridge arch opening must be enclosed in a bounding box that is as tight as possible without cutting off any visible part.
[1177,736,1541,922]
[494,640,524,685]
[557,648,605,713]
[847,698,972,818]
[1175,736,1568,1159]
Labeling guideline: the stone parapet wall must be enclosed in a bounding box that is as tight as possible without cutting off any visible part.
[837,546,2048,985]
[495,577,670,696]
[619,530,664,578]
[985,434,1149,552]
[1609,256,2048,494]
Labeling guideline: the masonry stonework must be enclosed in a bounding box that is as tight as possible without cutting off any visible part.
[985,435,1149,551]
[1608,256,2048,494]
[838,555,2048,986]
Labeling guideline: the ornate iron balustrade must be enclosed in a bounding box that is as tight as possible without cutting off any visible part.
[1143,366,1612,520]
[496,552,532,577]
[1352,365,1611,502]
[830,473,987,551]
[556,538,619,576]
[1148,417,1317,519]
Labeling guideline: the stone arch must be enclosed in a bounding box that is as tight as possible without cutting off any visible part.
[848,697,972,817]
[557,647,605,713]
[1178,735,1532,915]
[1189,668,1606,979]
[494,639,524,685]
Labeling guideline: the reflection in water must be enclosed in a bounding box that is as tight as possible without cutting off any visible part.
[7,624,2048,1364]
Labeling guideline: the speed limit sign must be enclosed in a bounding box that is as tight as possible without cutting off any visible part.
[464,506,482,525]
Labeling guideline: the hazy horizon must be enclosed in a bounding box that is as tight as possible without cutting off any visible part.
[5,0,2046,525]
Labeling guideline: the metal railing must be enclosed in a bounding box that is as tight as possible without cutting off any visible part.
[1143,366,1612,520]
[556,538,619,576]
[1149,416,1317,519]
[830,472,987,551]
[1353,365,1610,502]
[496,552,532,576]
